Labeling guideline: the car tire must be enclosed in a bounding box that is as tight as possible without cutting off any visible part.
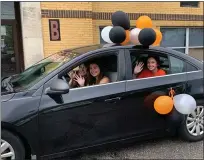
[178,104,204,142]
[1,130,25,160]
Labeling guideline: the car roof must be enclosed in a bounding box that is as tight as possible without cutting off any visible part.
[61,44,202,65]
[64,43,172,54]
[87,44,203,68]
[68,44,177,55]
[73,44,182,58]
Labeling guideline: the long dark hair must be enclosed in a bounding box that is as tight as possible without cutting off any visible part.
[81,63,91,86]
[87,60,104,85]
[147,55,161,69]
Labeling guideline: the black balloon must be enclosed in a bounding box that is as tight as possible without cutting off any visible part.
[111,11,130,30]
[166,108,185,128]
[109,26,126,44]
[144,91,167,109]
[138,28,156,46]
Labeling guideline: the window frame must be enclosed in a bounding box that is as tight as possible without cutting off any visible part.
[43,48,126,93]
[63,53,119,90]
[180,1,199,8]
[160,27,204,55]
[124,49,188,93]
[124,48,190,81]
[130,50,170,73]
[188,28,204,47]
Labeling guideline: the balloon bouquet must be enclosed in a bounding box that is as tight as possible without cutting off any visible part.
[101,11,198,124]
[153,87,197,126]
[154,88,196,113]
[101,11,162,46]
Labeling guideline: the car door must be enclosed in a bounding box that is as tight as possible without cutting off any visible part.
[121,48,188,136]
[38,49,127,158]
[185,59,204,99]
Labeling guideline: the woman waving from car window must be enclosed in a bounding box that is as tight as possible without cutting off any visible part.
[133,55,166,79]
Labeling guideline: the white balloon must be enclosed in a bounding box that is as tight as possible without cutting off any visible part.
[173,94,197,115]
[101,26,113,43]
[130,28,141,44]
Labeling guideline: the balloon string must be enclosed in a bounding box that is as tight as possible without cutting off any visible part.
[169,88,175,99]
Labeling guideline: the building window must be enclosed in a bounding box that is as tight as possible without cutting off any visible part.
[160,28,186,53]
[1,2,15,19]
[160,27,204,60]
[189,28,204,47]
[99,26,203,60]
[180,2,199,8]
[160,28,186,48]
[99,27,106,44]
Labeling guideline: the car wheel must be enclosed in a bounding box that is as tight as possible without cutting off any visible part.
[1,130,25,160]
[179,105,204,142]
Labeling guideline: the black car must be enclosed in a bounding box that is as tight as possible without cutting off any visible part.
[1,44,203,160]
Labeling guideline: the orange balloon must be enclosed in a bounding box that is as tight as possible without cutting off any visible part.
[121,30,130,45]
[153,29,163,46]
[136,15,153,29]
[154,96,173,115]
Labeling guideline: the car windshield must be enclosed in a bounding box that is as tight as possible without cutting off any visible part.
[1,45,102,93]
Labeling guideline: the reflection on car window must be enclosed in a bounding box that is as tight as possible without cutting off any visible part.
[186,62,198,72]
[169,56,185,73]
[3,45,102,92]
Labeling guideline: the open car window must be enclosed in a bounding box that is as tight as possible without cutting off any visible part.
[60,53,119,89]
[130,51,170,76]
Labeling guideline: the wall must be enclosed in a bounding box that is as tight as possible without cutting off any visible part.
[20,2,44,68]
[92,2,203,15]
[189,48,203,61]
[92,2,203,45]
[41,2,94,57]
[40,2,203,57]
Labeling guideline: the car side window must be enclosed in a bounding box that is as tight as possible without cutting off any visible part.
[169,56,185,74]
[186,62,198,72]
[60,53,119,89]
[130,50,169,79]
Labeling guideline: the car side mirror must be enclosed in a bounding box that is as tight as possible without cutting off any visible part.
[45,79,69,95]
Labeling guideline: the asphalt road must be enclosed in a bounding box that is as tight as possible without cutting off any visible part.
[31,137,203,159]
[79,137,203,159]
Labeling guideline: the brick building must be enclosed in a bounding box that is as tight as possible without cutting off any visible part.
[1,2,203,78]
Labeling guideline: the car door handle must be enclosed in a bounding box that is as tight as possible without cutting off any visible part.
[105,97,121,103]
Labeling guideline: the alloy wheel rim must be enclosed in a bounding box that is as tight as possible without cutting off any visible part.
[1,139,15,160]
[186,105,204,136]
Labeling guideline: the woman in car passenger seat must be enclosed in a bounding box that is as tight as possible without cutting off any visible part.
[133,55,166,79]
[88,61,110,85]
[69,63,91,88]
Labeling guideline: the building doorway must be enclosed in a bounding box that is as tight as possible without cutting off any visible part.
[1,2,24,78]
